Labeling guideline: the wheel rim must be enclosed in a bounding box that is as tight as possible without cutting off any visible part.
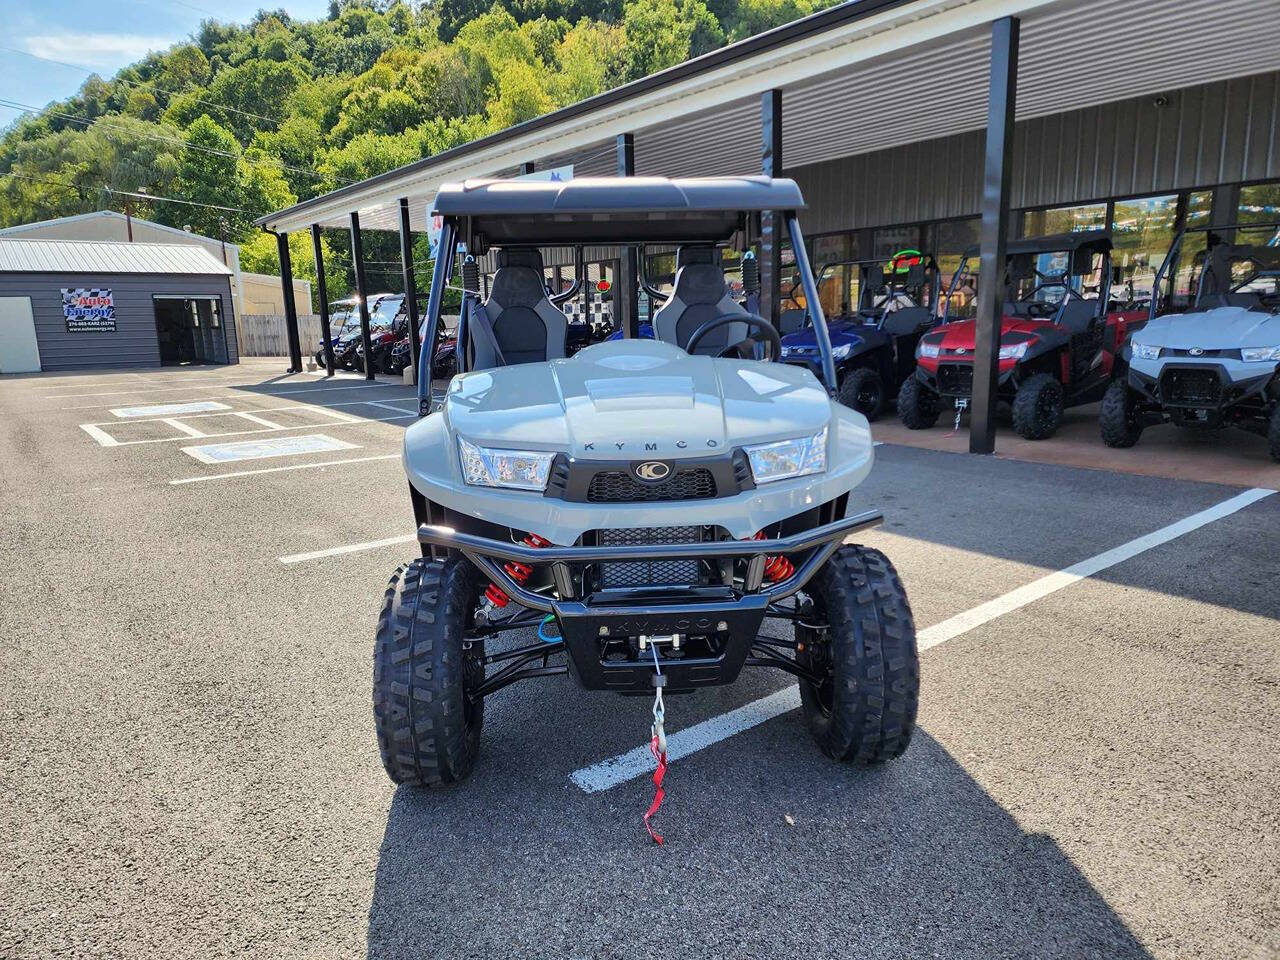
[858,383,881,411]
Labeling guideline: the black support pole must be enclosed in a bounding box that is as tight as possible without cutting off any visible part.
[520,161,536,175]
[276,230,303,373]
[310,224,334,376]
[349,211,375,382]
[970,16,1020,455]
[616,133,639,339]
[760,89,783,327]
[399,198,422,385]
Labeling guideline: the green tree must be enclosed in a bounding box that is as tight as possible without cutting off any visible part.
[725,0,814,41]
[621,0,723,81]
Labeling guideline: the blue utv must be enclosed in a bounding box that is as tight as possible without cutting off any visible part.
[779,252,941,419]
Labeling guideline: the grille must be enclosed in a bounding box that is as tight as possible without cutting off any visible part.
[587,468,717,503]
[596,525,702,588]
[936,363,974,397]
[1160,368,1222,406]
[1161,348,1240,360]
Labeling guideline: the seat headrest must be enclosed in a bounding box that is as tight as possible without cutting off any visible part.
[490,252,548,307]
[677,245,720,269]
[672,263,728,306]
[905,262,926,288]
[864,266,886,294]
[497,247,545,272]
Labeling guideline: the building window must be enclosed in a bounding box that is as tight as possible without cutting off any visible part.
[935,218,980,319]
[811,233,851,318]
[1023,202,1107,236]
[1238,180,1280,224]
[1110,194,1178,308]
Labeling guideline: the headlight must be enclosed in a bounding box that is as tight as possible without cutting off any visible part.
[779,345,795,358]
[831,343,853,360]
[1241,345,1280,362]
[998,342,1029,361]
[744,427,827,484]
[458,437,554,491]
[1131,341,1160,360]
[917,341,941,359]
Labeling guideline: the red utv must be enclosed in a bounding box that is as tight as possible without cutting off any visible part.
[897,231,1147,439]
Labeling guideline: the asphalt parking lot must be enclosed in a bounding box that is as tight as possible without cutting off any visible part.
[1,358,1277,960]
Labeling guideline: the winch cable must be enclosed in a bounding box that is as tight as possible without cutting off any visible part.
[645,643,668,846]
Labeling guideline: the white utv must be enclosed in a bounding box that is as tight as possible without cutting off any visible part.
[1101,221,1280,461]
[374,177,919,788]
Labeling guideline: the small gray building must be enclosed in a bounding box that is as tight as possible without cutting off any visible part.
[0,238,238,373]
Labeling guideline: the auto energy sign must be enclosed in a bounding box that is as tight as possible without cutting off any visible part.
[62,288,116,332]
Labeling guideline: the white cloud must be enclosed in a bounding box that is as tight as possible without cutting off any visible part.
[25,33,177,68]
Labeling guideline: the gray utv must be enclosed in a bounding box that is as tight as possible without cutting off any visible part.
[373,176,919,788]
[1100,221,1280,460]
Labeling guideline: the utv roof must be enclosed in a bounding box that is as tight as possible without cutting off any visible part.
[962,230,1112,257]
[434,175,805,245]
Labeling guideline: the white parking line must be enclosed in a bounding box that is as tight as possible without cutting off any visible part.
[79,423,120,447]
[170,453,401,485]
[278,534,418,565]
[366,400,421,416]
[234,411,285,429]
[162,418,208,438]
[79,410,414,447]
[568,486,1276,793]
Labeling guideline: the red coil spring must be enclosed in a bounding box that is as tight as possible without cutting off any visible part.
[485,533,550,607]
[753,530,795,582]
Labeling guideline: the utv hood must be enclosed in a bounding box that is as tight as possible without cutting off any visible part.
[1135,306,1280,350]
[439,338,832,458]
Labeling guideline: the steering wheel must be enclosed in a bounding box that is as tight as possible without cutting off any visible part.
[1024,300,1057,318]
[684,313,782,361]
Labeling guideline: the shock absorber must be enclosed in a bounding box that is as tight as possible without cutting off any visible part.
[461,255,481,297]
[484,533,551,608]
[753,530,795,582]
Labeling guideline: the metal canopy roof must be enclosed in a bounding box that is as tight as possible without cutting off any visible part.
[434,176,804,215]
[0,239,235,276]
[259,0,1280,235]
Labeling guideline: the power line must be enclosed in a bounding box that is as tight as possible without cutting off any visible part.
[109,188,261,215]
[0,45,286,131]
[0,98,348,185]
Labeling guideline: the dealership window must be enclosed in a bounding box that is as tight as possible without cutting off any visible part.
[872,225,923,259]
[1237,180,1280,223]
[1110,194,1177,307]
[935,218,980,318]
[811,233,851,318]
[1171,190,1216,305]
[1023,202,1107,236]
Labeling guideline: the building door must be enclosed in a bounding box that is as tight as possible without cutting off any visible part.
[0,297,41,373]
[154,297,228,365]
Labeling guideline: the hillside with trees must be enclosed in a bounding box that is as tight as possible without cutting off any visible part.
[0,0,831,301]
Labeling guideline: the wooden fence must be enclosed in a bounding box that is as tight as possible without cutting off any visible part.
[236,314,324,358]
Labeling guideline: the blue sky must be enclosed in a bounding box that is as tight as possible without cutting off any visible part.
[1,0,329,127]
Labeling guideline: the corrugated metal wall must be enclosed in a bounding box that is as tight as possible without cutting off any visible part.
[0,272,236,371]
[791,70,1280,235]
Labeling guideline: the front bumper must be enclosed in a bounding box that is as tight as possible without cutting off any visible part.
[1128,358,1276,409]
[418,510,882,692]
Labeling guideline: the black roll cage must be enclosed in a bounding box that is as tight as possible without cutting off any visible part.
[416,209,839,413]
[1148,219,1280,320]
[784,252,942,327]
[941,234,1114,326]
